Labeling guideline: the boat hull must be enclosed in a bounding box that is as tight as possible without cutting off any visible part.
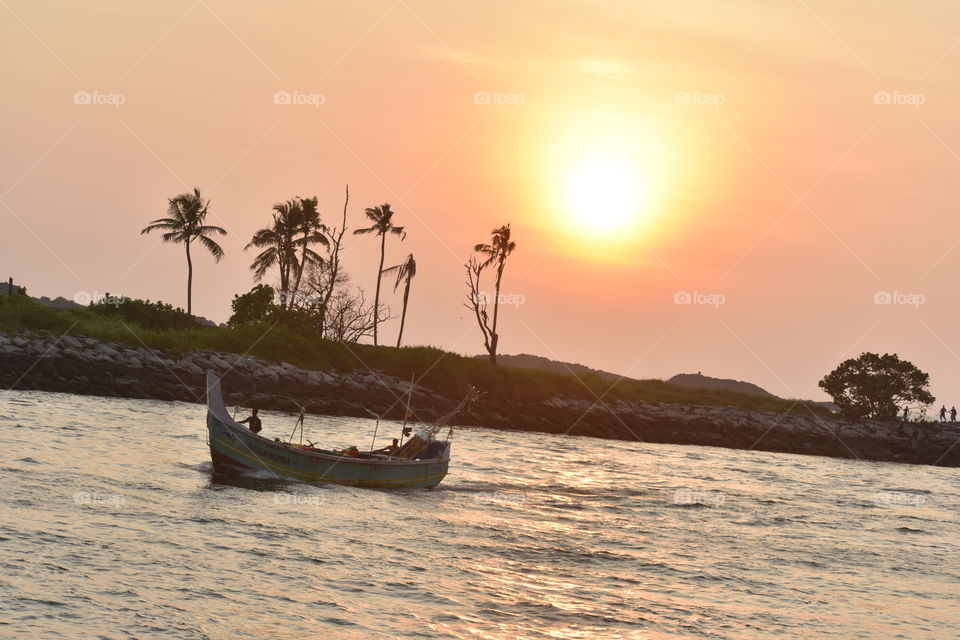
[206,411,450,488]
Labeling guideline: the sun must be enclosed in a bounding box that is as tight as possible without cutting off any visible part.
[567,156,650,232]
[540,112,671,245]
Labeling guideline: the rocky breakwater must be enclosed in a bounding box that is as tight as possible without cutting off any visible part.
[508,396,960,466]
[0,330,958,467]
[0,331,453,421]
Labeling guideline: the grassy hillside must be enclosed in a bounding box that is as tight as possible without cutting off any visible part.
[0,293,831,415]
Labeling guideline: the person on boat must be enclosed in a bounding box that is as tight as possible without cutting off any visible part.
[371,439,401,456]
[239,408,262,434]
[381,439,400,455]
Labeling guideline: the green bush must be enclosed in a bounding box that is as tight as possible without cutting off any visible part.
[228,284,277,327]
[89,295,197,331]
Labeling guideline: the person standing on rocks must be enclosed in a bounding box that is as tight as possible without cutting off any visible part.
[951,407,957,423]
[902,406,909,422]
[939,406,947,423]
[239,408,262,434]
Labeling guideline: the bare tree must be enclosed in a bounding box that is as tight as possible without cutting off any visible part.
[304,185,350,331]
[465,257,495,360]
[467,224,517,364]
[322,185,350,311]
[325,285,392,343]
[299,185,395,344]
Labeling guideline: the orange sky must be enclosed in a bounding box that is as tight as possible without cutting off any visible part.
[3,1,960,404]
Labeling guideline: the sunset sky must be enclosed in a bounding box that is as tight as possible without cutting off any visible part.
[3,1,960,404]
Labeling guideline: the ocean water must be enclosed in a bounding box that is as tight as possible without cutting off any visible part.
[1,389,958,640]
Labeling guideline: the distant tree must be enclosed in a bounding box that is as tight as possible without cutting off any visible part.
[289,196,329,308]
[2,280,25,296]
[140,187,226,316]
[382,253,416,347]
[228,284,277,327]
[352,203,405,345]
[819,352,935,421]
[466,224,517,364]
[246,200,300,309]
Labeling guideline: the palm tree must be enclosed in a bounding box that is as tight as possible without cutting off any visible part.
[382,254,416,347]
[474,224,517,364]
[245,200,300,308]
[141,187,226,316]
[353,203,405,345]
[290,196,329,307]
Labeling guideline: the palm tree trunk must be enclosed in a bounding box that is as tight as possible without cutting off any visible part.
[292,231,308,308]
[279,249,289,310]
[396,278,410,348]
[185,239,194,316]
[373,233,385,345]
[488,260,504,364]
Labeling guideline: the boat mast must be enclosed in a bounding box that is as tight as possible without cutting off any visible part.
[367,408,381,453]
[287,412,305,445]
[399,373,414,446]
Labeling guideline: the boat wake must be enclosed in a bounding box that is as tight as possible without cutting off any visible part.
[180,461,213,473]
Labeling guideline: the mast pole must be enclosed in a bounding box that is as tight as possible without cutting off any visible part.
[399,373,414,446]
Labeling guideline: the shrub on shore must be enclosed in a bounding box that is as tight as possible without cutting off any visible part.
[89,295,198,331]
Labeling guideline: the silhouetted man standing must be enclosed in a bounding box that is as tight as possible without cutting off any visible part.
[239,408,262,434]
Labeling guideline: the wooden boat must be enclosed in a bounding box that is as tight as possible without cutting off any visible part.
[205,371,458,488]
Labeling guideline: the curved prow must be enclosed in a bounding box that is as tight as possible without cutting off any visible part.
[206,370,229,422]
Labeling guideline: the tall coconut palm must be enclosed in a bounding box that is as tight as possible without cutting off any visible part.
[245,200,300,308]
[289,196,329,307]
[141,187,226,316]
[382,253,416,347]
[474,224,517,364]
[353,203,405,345]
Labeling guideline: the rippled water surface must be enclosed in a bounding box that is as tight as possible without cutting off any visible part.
[2,389,959,639]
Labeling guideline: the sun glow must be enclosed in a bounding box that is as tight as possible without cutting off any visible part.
[539,113,669,247]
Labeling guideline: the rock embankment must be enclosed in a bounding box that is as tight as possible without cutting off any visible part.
[1,331,958,467]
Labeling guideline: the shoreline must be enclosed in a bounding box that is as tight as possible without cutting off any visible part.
[2,331,958,467]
